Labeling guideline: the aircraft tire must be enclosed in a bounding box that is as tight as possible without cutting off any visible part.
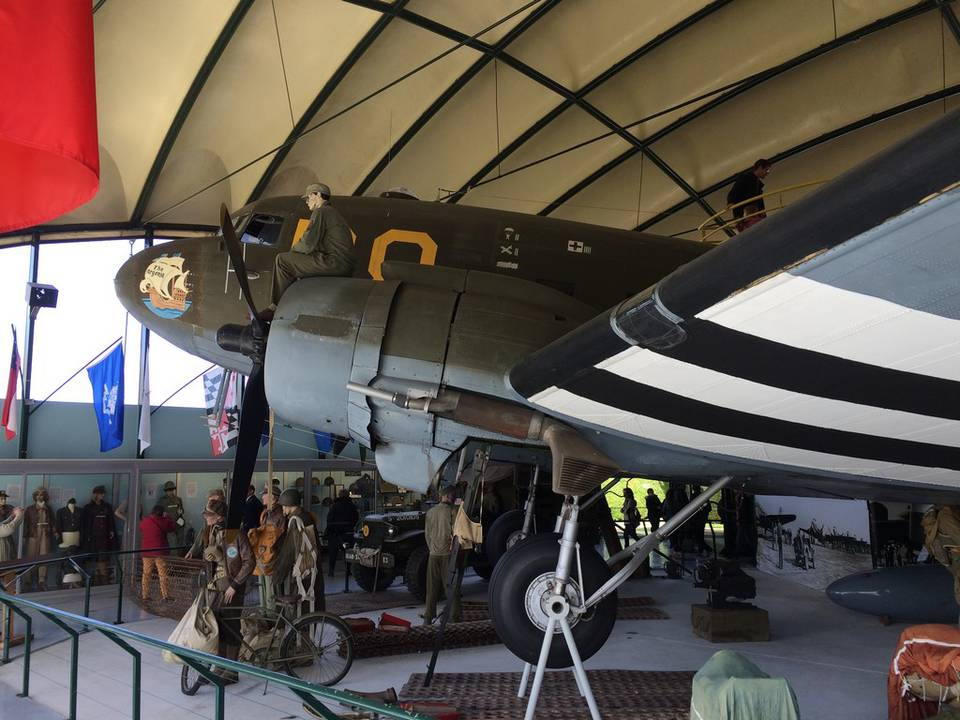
[405,545,430,601]
[489,532,617,668]
[351,563,396,593]
[485,510,525,566]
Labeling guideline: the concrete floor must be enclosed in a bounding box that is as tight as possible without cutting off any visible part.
[0,567,905,719]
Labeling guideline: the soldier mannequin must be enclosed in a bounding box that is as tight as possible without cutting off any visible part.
[0,489,13,522]
[57,498,83,588]
[160,481,186,550]
[259,183,356,321]
[272,488,323,614]
[23,488,58,591]
[81,485,116,584]
[422,486,460,624]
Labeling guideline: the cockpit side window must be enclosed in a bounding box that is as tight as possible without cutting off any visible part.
[239,214,284,246]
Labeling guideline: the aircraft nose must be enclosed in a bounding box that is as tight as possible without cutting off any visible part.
[115,238,203,324]
[263,276,375,439]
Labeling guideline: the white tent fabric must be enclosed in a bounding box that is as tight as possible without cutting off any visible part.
[3,0,959,246]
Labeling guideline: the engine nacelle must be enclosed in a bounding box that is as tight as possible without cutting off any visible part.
[264,263,597,492]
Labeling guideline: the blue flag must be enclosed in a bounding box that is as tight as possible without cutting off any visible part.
[87,344,124,452]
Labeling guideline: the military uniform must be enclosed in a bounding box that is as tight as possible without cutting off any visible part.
[270,202,356,305]
[0,509,23,563]
[198,503,254,681]
[423,500,460,624]
[23,499,57,590]
[272,494,324,614]
[0,491,12,522]
[81,491,116,584]
[160,482,186,550]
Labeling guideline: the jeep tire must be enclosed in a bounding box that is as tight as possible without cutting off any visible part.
[405,545,430,601]
[352,563,396,593]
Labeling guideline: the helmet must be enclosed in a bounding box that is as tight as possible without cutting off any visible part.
[278,488,301,507]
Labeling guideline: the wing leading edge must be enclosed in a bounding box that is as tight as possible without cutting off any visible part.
[509,107,960,497]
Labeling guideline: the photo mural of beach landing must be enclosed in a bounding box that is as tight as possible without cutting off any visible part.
[756,495,873,590]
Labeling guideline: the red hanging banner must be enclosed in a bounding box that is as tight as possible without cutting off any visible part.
[0,0,99,232]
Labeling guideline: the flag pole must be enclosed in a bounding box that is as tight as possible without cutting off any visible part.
[17,236,39,459]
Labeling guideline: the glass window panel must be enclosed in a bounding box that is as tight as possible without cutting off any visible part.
[31,240,142,404]
[147,332,211,409]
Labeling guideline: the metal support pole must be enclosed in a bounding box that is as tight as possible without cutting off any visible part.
[1,601,9,665]
[18,235,39,459]
[98,630,141,720]
[137,231,152,459]
[115,556,125,624]
[181,657,226,720]
[42,612,79,720]
[1,600,31,695]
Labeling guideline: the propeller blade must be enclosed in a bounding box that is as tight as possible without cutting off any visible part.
[225,363,269,530]
[220,203,266,334]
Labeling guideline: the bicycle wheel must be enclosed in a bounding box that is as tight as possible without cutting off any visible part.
[180,663,207,696]
[280,612,353,686]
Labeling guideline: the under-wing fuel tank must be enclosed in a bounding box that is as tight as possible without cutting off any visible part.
[826,564,957,623]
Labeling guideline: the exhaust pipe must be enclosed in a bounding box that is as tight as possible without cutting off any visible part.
[347,381,619,496]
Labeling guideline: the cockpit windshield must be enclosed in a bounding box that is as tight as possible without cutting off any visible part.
[239,214,284,246]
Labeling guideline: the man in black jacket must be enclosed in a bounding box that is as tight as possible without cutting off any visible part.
[727,159,772,232]
[325,489,359,577]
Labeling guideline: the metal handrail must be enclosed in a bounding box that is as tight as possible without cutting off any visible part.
[1,545,195,625]
[698,179,828,243]
[0,591,427,720]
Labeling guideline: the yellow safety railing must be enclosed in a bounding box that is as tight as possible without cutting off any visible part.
[698,179,828,244]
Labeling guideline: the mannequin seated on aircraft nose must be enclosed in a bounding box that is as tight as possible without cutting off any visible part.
[258,182,356,322]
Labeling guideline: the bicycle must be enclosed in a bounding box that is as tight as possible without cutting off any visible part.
[180,594,354,694]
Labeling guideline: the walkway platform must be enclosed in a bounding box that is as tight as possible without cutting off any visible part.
[1,568,906,719]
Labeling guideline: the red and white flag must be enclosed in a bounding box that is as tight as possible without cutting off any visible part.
[0,0,99,232]
[1,330,21,441]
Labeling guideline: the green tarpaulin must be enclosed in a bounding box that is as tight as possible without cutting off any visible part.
[691,650,800,720]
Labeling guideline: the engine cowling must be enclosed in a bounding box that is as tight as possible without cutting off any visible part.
[264,263,597,492]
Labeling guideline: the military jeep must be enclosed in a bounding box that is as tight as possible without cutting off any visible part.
[345,509,493,599]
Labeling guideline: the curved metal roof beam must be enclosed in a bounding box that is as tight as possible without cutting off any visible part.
[352,0,563,197]
[130,0,256,226]
[245,0,410,205]
[938,0,960,44]
[636,84,960,233]
[446,0,733,205]
[345,0,725,227]
[540,0,938,221]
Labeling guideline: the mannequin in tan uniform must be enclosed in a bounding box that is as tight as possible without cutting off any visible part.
[160,481,186,550]
[23,488,58,591]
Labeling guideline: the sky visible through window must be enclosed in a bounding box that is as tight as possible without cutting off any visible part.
[0,241,210,409]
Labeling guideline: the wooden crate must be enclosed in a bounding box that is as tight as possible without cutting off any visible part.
[691,603,770,643]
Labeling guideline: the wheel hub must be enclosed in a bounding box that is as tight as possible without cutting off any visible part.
[524,572,584,633]
[506,530,526,551]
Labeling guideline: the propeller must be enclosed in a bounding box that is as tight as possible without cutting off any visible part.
[217,203,270,531]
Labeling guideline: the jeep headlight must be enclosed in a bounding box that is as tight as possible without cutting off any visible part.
[386,524,396,537]
[361,524,370,538]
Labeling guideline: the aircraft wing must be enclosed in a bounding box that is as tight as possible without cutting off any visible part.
[508,107,960,503]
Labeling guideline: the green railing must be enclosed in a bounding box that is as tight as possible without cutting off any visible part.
[0,591,427,720]
[1,545,190,627]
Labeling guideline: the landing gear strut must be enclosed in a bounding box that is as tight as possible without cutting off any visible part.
[490,475,735,720]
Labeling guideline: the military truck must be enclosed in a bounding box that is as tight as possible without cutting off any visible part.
[344,463,612,599]
[345,509,496,599]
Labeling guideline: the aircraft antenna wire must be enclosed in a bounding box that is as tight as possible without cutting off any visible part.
[145,0,547,224]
